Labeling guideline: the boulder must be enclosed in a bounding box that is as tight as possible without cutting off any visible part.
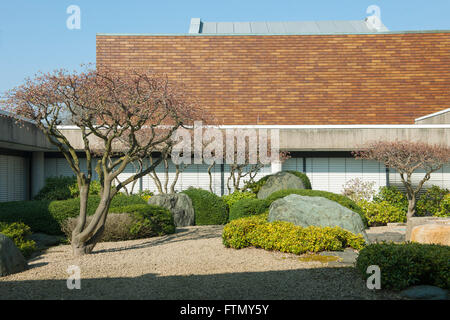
[257,172,305,199]
[400,285,448,300]
[148,193,195,227]
[0,233,27,277]
[406,217,449,241]
[411,224,450,246]
[268,194,369,242]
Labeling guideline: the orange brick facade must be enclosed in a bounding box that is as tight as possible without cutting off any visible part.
[96,32,450,125]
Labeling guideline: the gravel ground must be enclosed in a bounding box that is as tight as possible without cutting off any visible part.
[0,225,403,300]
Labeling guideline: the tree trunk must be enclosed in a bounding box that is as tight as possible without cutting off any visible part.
[407,193,416,222]
[71,180,113,256]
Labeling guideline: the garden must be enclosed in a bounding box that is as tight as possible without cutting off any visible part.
[1,169,449,300]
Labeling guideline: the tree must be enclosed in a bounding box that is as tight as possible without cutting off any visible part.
[353,140,450,223]
[3,68,203,255]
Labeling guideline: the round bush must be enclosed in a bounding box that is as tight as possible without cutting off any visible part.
[229,198,269,221]
[416,185,449,217]
[0,193,147,235]
[34,176,101,201]
[373,186,408,213]
[357,200,406,226]
[436,194,450,217]
[222,191,256,211]
[0,222,37,259]
[356,242,450,290]
[182,188,229,225]
[223,213,365,254]
[62,204,175,242]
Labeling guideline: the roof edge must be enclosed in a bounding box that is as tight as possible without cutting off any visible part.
[96,30,450,37]
[415,108,450,121]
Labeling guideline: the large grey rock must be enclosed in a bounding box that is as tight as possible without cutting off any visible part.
[257,172,305,199]
[400,285,448,300]
[148,193,195,227]
[0,233,27,277]
[268,194,369,242]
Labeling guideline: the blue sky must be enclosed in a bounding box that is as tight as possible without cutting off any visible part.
[1,0,449,95]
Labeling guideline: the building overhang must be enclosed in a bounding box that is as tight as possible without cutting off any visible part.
[57,124,450,153]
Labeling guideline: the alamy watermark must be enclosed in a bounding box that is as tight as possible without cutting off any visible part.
[171,121,280,166]
[66,5,81,30]
[366,265,381,290]
[67,265,81,289]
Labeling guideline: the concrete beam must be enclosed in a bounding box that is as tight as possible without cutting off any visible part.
[58,125,450,153]
[0,114,56,151]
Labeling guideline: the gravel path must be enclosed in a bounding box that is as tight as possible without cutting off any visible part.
[0,226,403,300]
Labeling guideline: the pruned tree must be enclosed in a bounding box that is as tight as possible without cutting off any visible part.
[148,142,189,194]
[353,140,450,223]
[3,67,203,255]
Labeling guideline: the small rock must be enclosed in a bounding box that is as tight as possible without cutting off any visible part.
[400,285,448,300]
[0,233,27,277]
[148,193,195,227]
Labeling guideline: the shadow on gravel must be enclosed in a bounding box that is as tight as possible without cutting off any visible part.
[0,266,402,300]
[94,226,224,254]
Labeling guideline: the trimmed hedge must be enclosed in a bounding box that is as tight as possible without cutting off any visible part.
[356,242,450,290]
[436,194,450,217]
[373,186,408,213]
[34,176,101,201]
[229,198,269,221]
[223,213,366,254]
[182,188,228,225]
[245,170,312,194]
[0,222,37,259]
[62,204,175,242]
[0,194,146,235]
[357,200,406,226]
[416,185,449,217]
[222,191,256,210]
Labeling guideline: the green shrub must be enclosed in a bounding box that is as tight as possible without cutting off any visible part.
[265,189,368,228]
[122,204,176,238]
[0,222,37,259]
[182,188,228,225]
[435,194,450,217]
[136,189,154,202]
[34,176,101,201]
[62,204,175,242]
[416,185,449,217]
[222,191,256,210]
[245,171,312,194]
[356,242,450,290]
[373,186,408,213]
[229,198,269,221]
[0,194,146,235]
[223,213,366,254]
[357,200,406,226]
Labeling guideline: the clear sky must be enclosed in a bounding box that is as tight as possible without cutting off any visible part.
[1,0,449,95]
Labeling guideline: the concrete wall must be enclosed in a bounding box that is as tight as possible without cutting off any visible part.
[60,126,450,152]
[0,114,55,151]
[279,126,450,151]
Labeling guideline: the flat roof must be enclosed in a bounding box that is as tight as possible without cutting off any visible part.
[96,30,450,37]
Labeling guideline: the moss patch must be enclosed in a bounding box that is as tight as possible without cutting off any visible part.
[298,254,341,264]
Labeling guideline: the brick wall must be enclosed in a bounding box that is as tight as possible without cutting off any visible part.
[97,32,450,125]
